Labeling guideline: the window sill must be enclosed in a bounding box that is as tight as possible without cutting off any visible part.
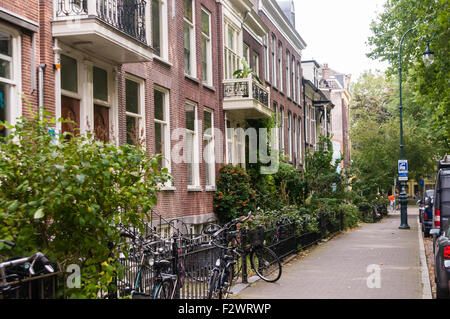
[203,84,216,92]
[161,185,176,191]
[205,185,216,192]
[185,74,200,85]
[153,55,172,67]
[187,185,203,192]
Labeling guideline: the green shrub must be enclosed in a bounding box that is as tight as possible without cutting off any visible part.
[213,164,256,224]
[0,113,170,298]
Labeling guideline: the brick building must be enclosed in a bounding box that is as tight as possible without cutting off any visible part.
[0,0,322,231]
[319,63,351,171]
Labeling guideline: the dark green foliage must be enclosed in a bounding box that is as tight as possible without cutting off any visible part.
[0,112,170,298]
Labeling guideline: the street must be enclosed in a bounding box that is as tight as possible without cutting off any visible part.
[234,207,429,299]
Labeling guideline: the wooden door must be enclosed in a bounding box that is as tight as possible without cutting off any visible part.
[94,104,109,142]
[61,95,80,139]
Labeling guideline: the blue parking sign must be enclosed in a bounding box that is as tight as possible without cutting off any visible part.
[398,160,408,181]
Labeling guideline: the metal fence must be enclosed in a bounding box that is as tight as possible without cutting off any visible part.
[0,272,62,299]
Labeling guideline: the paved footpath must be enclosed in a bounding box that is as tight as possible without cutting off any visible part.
[234,207,429,299]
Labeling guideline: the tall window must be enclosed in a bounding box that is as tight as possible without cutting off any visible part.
[280,106,285,154]
[291,57,295,101]
[186,101,199,187]
[184,0,195,76]
[226,119,233,164]
[264,34,269,81]
[151,0,161,56]
[154,87,170,170]
[293,114,297,164]
[243,43,250,64]
[288,111,292,159]
[252,51,259,78]
[203,108,215,188]
[297,62,301,104]
[224,22,239,79]
[125,78,144,145]
[272,101,278,150]
[61,54,78,93]
[286,50,290,97]
[271,35,276,86]
[306,104,310,144]
[298,117,302,164]
[311,106,316,146]
[278,42,283,92]
[201,8,212,85]
[0,30,16,137]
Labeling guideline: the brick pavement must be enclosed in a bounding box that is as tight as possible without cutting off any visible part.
[234,208,424,299]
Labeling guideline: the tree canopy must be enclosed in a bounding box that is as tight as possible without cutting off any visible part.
[367,0,449,149]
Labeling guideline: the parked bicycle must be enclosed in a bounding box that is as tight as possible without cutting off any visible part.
[205,212,282,299]
[0,240,55,299]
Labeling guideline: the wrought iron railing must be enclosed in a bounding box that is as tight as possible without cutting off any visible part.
[55,0,147,44]
[223,75,270,107]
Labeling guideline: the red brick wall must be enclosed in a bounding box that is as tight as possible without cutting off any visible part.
[258,12,304,169]
[119,0,223,221]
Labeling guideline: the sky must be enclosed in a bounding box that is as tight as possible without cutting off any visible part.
[294,0,389,82]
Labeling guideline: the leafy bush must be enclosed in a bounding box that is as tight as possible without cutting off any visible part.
[0,113,170,298]
[213,164,256,224]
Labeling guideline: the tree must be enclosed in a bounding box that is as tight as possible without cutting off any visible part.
[350,71,437,198]
[367,0,449,150]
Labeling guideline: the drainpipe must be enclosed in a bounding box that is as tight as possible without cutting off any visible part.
[38,64,47,121]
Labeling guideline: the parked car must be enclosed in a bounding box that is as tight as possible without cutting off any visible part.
[421,190,434,237]
[431,224,450,298]
[430,155,450,298]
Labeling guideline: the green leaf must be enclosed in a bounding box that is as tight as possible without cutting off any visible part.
[34,208,44,219]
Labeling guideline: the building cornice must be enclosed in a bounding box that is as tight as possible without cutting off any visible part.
[259,0,307,53]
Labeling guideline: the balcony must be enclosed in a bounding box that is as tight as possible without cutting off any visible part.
[52,0,152,63]
[223,74,271,119]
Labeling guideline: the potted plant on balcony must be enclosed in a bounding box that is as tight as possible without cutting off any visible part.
[232,58,263,98]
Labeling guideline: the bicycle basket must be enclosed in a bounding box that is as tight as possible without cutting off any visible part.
[245,227,265,248]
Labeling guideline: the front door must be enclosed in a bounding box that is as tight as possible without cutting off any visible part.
[61,95,80,139]
[94,104,109,142]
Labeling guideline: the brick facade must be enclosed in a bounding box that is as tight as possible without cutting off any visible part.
[1,0,313,227]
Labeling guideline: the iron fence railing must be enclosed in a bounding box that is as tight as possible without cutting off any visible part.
[55,0,147,44]
[0,272,63,299]
[223,75,270,107]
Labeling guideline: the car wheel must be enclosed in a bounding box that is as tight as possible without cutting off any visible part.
[436,287,449,299]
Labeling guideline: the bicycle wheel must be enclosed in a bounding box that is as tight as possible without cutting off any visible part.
[220,268,234,299]
[153,280,174,299]
[207,269,220,299]
[250,246,282,283]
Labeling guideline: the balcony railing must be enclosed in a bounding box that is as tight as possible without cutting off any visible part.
[223,75,270,108]
[55,0,147,44]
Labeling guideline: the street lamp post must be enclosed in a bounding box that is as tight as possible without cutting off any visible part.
[397,28,434,230]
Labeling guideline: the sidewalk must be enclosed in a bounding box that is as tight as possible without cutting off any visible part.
[233,207,428,299]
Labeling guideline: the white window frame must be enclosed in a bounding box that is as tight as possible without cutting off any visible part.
[311,106,316,146]
[292,58,295,101]
[271,35,276,87]
[125,74,146,146]
[298,117,302,165]
[184,0,196,77]
[272,101,279,151]
[243,43,250,64]
[201,7,212,85]
[278,41,283,92]
[306,104,310,144]
[293,114,297,163]
[225,117,233,164]
[297,62,301,104]
[252,51,259,78]
[286,50,290,97]
[203,107,215,190]
[186,100,200,189]
[0,24,21,134]
[264,34,269,81]
[288,111,292,160]
[280,106,285,155]
[58,44,120,143]
[154,86,171,173]
[151,0,169,61]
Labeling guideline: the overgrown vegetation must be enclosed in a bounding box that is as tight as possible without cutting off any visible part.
[0,112,170,298]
